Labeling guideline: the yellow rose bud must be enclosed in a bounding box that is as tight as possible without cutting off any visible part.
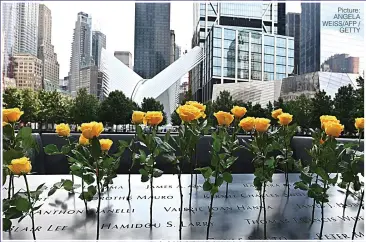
[99,139,113,152]
[271,109,283,119]
[132,111,145,124]
[3,108,24,123]
[239,117,255,132]
[8,157,32,175]
[186,101,206,118]
[355,118,364,130]
[255,118,271,132]
[214,111,234,126]
[55,123,71,137]
[324,121,344,138]
[320,115,339,129]
[143,111,164,126]
[80,122,104,139]
[79,135,89,146]
[231,106,247,119]
[278,113,293,126]
[176,104,202,123]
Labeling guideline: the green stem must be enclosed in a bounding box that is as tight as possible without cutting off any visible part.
[178,167,183,240]
[96,168,101,240]
[150,170,154,227]
[344,182,350,209]
[8,174,12,199]
[263,182,267,240]
[312,174,319,223]
[352,189,364,240]
[128,129,137,201]
[189,149,194,211]
[81,173,87,212]
[24,175,36,240]
[206,128,221,240]
[319,180,327,240]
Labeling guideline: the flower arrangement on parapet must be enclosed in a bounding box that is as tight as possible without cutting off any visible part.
[243,117,277,240]
[273,112,297,195]
[294,115,346,240]
[133,111,176,228]
[168,103,207,239]
[196,111,240,240]
[3,108,51,240]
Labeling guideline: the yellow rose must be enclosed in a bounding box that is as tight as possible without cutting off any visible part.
[3,108,24,123]
[255,118,271,132]
[186,101,206,118]
[100,139,113,151]
[271,109,283,119]
[355,118,364,130]
[132,111,145,124]
[55,123,71,137]
[324,121,344,138]
[143,111,164,126]
[80,122,104,139]
[79,135,89,146]
[214,111,234,126]
[231,106,247,119]
[320,115,339,129]
[8,157,32,175]
[278,113,293,126]
[176,104,202,123]
[239,117,255,132]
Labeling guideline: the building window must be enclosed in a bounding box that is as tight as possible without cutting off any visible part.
[264,35,274,46]
[276,47,286,57]
[264,63,274,72]
[276,37,286,48]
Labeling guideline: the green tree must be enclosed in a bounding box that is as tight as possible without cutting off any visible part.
[333,85,357,134]
[3,88,22,109]
[354,76,364,118]
[274,97,285,109]
[212,90,234,113]
[181,86,193,105]
[20,89,39,123]
[141,97,167,125]
[285,95,312,129]
[310,91,333,129]
[98,90,133,125]
[69,88,99,124]
[204,101,214,127]
[170,111,181,126]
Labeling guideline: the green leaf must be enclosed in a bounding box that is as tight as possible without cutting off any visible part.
[6,207,23,219]
[15,197,31,212]
[62,180,74,191]
[315,167,329,181]
[225,156,238,169]
[61,145,71,155]
[33,204,43,211]
[83,173,95,185]
[300,172,313,184]
[88,185,97,195]
[294,181,309,191]
[213,138,221,152]
[203,181,212,191]
[139,168,149,177]
[203,167,213,179]
[265,158,275,169]
[141,175,149,182]
[101,157,114,169]
[3,124,13,137]
[91,137,101,159]
[3,169,8,185]
[44,144,61,155]
[210,185,219,195]
[216,176,224,187]
[70,164,81,171]
[3,218,12,231]
[17,127,32,139]
[3,149,24,164]
[48,187,57,196]
[153,168,163,178]
[223,172,233,183]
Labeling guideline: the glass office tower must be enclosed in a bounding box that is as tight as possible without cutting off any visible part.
[134,3,171,79]
[300,2,364,76]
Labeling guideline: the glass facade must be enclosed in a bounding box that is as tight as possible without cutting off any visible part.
[300,3,364,76]
[134,3,171,79]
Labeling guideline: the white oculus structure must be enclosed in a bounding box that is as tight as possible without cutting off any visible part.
[100,46,204,123]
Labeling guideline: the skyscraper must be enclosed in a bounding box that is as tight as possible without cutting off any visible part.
[300,3,364,75]
[286,12,300,74]
[114,51,133,69]
[69,12,93,97]
[37,4,60,91]
[134,3,171,79]
[2,2,40,77]
[190,2,291,102]
[92,31,106,69]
